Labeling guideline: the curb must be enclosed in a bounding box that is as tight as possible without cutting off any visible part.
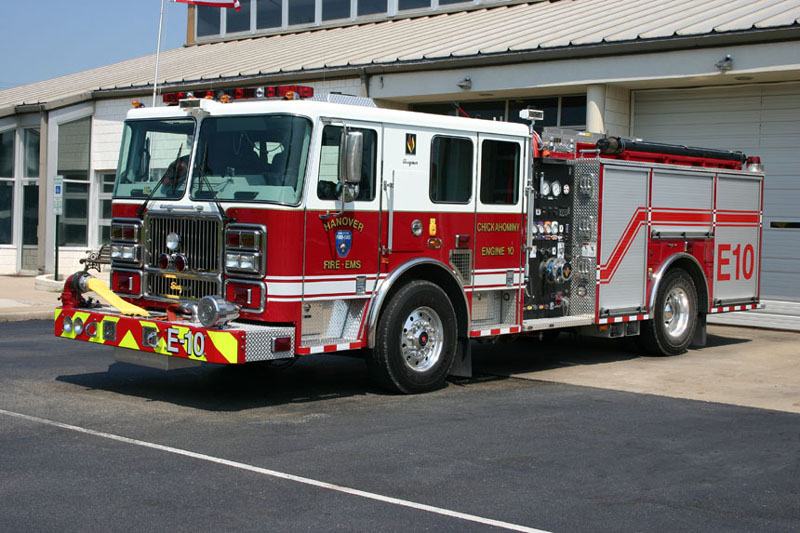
[35,274,65,293]
[0,310,54,323]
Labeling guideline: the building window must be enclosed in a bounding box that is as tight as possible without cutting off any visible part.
[22,128,40,247]
[22,183,38,246]
[358,0,387,16]
[227,0,252,33]
[430,136,473,204]
[508,96,587,128]
[399,0,430,10]
[0,129,14,245]
[322,0,350,20]
[480,140,519,205]
[289,0,316,25]
[197,6,221,37]
[24,129,39,178]
[195,0,504,40]
[317,126,378,201]
[97,172,115,245]
[413,95,587,130]
[257,0,282,28]
[57,117,91,247]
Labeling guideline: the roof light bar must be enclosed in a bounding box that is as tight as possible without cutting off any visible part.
[161,85,314,105]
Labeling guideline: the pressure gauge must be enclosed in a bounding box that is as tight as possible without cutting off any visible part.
[563,183,571,195]
[540,180,551,196]
[544,221,553,234]
[537,223,545,234]
[551,180,562,197]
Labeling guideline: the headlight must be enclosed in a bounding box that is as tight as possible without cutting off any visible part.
[226,252,259,273]
[62,315,73,333]
[166,232,180,251]
[111,244,140,263]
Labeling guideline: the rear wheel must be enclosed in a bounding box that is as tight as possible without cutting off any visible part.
[639,268,698,356]
[369,280,457,394]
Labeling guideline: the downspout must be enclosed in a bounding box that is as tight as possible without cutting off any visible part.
[360,67,370,98]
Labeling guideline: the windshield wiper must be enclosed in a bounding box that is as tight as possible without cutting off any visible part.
[137,145,182,218]
[195,143,235,223]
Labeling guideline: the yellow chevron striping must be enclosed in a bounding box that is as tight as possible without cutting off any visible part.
[118,330,140,351]
[207,330,239,364]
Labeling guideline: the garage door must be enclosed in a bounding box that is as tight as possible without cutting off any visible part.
[633,83,800,330]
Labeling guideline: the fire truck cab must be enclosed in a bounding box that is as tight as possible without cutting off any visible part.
[55,90,764,394]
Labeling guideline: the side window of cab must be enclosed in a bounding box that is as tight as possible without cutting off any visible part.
[317,125,377,201]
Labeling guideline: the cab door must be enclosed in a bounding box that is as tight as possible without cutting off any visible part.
[380,126,478,282]
[472,134,526,330]
[300,120,383,346]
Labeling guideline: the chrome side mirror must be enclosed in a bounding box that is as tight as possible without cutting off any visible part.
[339,130,363,184]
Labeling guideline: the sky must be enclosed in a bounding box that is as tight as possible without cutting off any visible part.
[0,0,188,89]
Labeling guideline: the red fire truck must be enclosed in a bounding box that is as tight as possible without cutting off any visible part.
[55,87,764,393]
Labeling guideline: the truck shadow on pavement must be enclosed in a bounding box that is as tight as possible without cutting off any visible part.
[56,330,750,411]
[57,353,384,411]
[470,329,751,375]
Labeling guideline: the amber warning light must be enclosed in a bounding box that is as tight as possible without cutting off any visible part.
[162,85,314,105]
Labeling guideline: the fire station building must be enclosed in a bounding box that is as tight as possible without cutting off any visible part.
[0,0,798,328]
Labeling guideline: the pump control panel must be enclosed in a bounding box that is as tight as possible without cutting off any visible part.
[525,160,575,319]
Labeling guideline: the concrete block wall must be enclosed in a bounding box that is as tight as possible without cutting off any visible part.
[55,249,90,278]
[21,248,38,271]
[0,248,18,274]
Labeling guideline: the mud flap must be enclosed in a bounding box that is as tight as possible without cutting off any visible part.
[448,336,472,378]
[691,313,707,348]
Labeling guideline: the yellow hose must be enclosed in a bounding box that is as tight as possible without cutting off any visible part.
[85,277,150,317]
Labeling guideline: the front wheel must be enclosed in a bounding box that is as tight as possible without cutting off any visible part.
[369,281,457,394]
[639,268,698,356]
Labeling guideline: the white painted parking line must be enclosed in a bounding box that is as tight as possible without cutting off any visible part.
[0,408,550,533]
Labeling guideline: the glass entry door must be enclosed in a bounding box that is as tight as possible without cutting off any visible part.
[20,180,39,271]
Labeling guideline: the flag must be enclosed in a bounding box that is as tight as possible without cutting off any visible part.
[175,0,241,11]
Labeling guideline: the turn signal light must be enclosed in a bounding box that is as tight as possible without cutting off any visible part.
[226,282,263,311]
[112,271,140,295]
[273,337,292,353]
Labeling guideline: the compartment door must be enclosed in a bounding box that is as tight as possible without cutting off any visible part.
[597,165,649,315]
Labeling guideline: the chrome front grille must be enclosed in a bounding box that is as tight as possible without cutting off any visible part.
[144,214,223,302]
[146,214,222,272]
[146,273,219,302]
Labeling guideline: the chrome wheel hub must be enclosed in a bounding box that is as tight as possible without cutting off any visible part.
[663,287,690,340]
[400,306,443,372]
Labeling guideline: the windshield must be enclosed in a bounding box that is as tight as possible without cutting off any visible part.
[114,118,195,199]
[190,115,312,204]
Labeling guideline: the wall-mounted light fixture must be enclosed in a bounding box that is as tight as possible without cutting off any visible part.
[457,76,472,90]
[715,54,733,72]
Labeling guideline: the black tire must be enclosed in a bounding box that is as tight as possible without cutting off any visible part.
[368,280,458,394]
[638,268,698,356]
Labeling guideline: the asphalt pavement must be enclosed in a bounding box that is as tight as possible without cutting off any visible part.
[0,319,798,532]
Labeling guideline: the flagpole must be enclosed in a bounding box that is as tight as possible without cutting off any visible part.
[153,0,167,106]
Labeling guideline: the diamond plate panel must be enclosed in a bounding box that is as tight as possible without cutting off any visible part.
[570,159,600,317]
[472,290,516,326]
[238,323,296,362]
[301,299,367,347]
